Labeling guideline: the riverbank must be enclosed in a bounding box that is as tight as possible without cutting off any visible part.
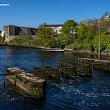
[0,43,64,52]
[1,43,110,56]
[64,48,110,57]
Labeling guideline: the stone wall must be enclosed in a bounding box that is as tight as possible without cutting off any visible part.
[58,60,92,76]
[78,58,110,71]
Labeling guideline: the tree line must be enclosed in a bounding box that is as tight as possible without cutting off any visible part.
[10,12,110,52]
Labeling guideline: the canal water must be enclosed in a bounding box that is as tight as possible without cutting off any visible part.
[0,46,110,110]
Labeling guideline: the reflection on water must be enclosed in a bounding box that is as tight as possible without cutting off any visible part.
[0,46,110,110]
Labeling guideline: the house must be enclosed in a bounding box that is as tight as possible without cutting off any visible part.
[45,24,63,34]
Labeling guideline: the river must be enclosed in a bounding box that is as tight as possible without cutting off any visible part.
[0,46,110,110]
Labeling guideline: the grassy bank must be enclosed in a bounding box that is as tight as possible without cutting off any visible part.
[0,38,64,51]
[8,34,110,53]
[1,34,110,54]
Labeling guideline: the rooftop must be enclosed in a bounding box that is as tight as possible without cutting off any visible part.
[46,24,63,27]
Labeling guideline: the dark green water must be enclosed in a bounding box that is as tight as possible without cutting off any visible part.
[0,46,110,110]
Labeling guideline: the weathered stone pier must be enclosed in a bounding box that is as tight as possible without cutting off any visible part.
[5,59,96,98]
[4,57,110,103]
[58,60,92,76]
[33,60,92,84]
[78,58,110,71]
[6,67,46,98]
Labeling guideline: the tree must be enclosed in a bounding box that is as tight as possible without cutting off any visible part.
[36,23,60,47]
[38,27,53,38]
[61,20,78,36]
[77,23,94,51]
[80,18,96,27]
[77,23,86,39]
[37,23,53,38]
[60,20,78,47]
[86,27,94,40]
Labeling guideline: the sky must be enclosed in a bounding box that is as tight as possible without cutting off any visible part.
[0,0,110,30]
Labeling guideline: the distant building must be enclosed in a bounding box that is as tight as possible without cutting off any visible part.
[4,25,37,42]
[46,24,63,34]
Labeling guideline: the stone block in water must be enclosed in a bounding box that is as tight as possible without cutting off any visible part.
[6,67,46,98]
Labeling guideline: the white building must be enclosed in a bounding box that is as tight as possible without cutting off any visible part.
[46,24,63,34]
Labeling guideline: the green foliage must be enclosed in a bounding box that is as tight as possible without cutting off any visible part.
[35,23,61,48]
[77,22,94,42]
[37,27,53,38]
[66,39,91,51]
[59,20,78,48]
[93,34,110,52]
[77,23,86,39]
[80,18,96,27]
[9,38,40,46]
[85,27,94,40]
[61,20,78,36]
[99,20,110,33]
[66,33,110,52]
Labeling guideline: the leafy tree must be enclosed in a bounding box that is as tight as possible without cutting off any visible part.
[77,22,94,40]
[80,19,96,27]
[86,27,94,40]
[36,23,60,47]
[77,23,86,39]
[99,20,110,33]
[38,27,53,38]
[37,23,53,38]
[60,20,78,48]
[61,20,78,36]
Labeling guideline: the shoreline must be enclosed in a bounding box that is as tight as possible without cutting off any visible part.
[0,43,64,52]
[0,43,110,56]
[64,48,110,57]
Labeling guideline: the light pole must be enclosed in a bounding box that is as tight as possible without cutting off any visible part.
[98,23,101,60]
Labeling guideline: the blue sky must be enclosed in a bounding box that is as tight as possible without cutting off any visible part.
[0,0,110,30]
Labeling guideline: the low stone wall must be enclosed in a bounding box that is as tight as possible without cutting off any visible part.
[61,67,77,77]
[77,64,92,76]
[58,60,77,67]
[6,67,46,98]
[93,60,110,71]
[78,58,95,64]
[78,58,110,71]
[34,68,61,80]
[58,60,92,76]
